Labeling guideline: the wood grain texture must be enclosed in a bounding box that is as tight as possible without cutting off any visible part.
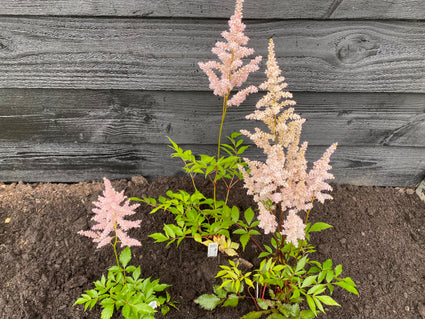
[0,0,423,19]
[0,142,423,186]
[0,89,424,147]
[0,18,423,92]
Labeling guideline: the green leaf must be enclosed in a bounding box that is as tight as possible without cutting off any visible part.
[240,234,250,251]
[242,311,264,319]
[300,309,316,319]
[122,304,130,318]
[194,294,222,310]
[223,294,239,307]
[295,256,308,273]
[163,224,176,238]
[334,264,343,277]
[133,302,156,314]
[213,285,227,299]
[323,259,333,270]
[149,233,168,243]
[316,295,341,306]
[326,270,334,283]
[256,298,269,310]
[301,275,317,288]
[334,281,359,295]
[306,295,316,313]
[244,207,255,225]
[101,304,114,319]
[309,222,332,232]
[307,284,327,296]
[230,206,240,222]
[313,296,325,313]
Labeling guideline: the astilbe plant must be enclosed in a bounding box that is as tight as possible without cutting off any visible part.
[132,0,263,256]
[74,178,173,319]
[194,39,358,319]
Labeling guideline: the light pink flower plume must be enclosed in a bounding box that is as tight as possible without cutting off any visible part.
[198,0,262,106]
[79,178,141,248]
[240,39,337,237]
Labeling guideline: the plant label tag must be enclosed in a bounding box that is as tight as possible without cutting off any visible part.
[207,243,218,257]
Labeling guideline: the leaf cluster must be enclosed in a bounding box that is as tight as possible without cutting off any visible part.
[168,133,248,182]
[74,247,174,319]
[134,189,260,255]
[195,223,358,318]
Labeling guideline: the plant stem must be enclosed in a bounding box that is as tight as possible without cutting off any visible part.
[214,95,229,207]
[304,196,315,225]
[112,223,120,269]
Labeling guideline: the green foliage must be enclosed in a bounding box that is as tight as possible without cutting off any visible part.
[195,231,357,318]
[167,134,248,182]
[74,247,175,319]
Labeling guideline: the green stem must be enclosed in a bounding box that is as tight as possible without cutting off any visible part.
[112,224,120,269]
[214,95,229,207]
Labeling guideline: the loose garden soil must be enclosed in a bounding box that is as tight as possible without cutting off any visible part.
[1,176,425,319]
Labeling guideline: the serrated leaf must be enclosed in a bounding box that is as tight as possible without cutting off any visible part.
[308,284,326,296]
[300,309,316,319]
[326,270,334,283]
[223,294,239,307]
[101,304,114,319]
[334,264,343,277]
[194,294,222,310]
[316,295,341,306]
[163,224,176,238]
[323,259,333,270]
[244,207,255,225]
[309,222,333,232]
[120,246,131,268]
[306,295,316,313]
[256,298,269,310]
[301,275,317,288]
[313,296,324,313]
[295,256,308,273]
[240,234,250,251]
[122,304,130,318]
[334,281,359,295]
[149,233,168,243]
[213,285,227,299]
[133,302,156,314]
[73,297,87,306]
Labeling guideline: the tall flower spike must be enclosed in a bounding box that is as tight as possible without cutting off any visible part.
[198,0,262,107]
[240,39,337,237]
[79,178,141,248]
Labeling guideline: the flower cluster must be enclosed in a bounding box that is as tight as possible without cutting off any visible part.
[78,178,141,248]
[240,39,337,246]
[198,0,262,107]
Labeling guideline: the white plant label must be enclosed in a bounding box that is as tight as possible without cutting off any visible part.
[207,243,218,257]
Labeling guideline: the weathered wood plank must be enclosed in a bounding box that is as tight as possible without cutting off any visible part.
[0,18,423,92]
[0,89,423,147]
[0,142,423,186]
[0,0,423,20]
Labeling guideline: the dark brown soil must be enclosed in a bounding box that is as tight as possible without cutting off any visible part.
[1,176,425,319]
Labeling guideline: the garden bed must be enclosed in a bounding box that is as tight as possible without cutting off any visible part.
[1,176,424,319]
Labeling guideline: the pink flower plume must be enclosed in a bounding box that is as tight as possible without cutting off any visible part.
[79,178,141,248]
[240,39,337,236]
[198,0,262,105]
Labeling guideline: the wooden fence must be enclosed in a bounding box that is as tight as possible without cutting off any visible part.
[0,0,424,186]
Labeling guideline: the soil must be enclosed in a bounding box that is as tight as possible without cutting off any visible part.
[1,175,425,319]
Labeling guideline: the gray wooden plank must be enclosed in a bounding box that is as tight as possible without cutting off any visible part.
[0,18,423,92]
[0,89,423,147]
[0,0,423,19]
[0,142,423,186]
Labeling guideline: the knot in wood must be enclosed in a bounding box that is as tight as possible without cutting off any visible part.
[336,34,380,64]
